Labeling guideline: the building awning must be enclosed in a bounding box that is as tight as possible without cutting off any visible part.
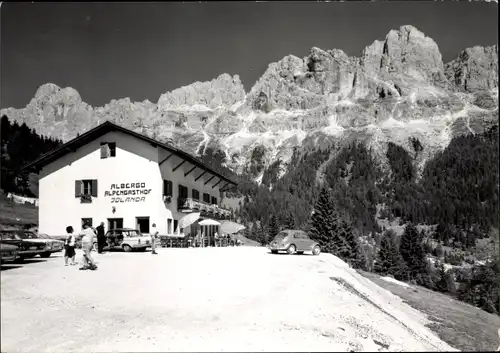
[220,220,246,234]
[178,212,201,229]
[198,219,221,226]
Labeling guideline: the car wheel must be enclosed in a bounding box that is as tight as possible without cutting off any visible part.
[271,250,278,254]
[122,244,132,252]
[297,251,304,255]
[312,245,321,256]
[287,244,296,255]
[40,252,51,258]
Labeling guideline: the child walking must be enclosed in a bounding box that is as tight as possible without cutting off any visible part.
[64,226,77,266]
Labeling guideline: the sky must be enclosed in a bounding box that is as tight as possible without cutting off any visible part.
[1,1,498,109]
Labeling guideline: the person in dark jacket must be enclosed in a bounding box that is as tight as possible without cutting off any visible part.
[96,222,106,254]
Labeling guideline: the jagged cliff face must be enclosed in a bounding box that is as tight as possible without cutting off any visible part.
[2,25,498,180]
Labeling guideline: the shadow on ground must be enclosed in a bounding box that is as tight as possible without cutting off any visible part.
[1,265,24,271]
[267,251,314,256]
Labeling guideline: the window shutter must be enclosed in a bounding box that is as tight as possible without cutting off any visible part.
[168,181,173,196]
[91,180,98,197]
[75,180,82,197]
[163,180,167,196]
[109,143,116,157]
[100,144,108,159]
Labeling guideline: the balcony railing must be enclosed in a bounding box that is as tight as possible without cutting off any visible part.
[177,198,232,219]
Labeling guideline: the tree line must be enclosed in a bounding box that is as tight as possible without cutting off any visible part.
[1,115,63,196]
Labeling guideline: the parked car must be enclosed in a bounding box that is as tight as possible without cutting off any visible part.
[0,243,19,264]
[93,228,152,252]
[268,229,321,255]
[37,233,65,255]
[0,230,47,261]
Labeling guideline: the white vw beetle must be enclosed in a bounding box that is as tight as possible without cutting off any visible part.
[93,228,152,252]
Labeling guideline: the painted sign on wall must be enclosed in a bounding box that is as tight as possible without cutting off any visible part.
[104,182,152,203]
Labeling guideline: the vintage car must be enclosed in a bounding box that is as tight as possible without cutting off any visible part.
[93,228,152,252]
[37,233,65,255]
[0,243,19,263]
[0,230,47,261]
[268,229,321,256]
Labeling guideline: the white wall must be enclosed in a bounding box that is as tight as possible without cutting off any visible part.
[38,130,230,237]
[158,148,224,236]
[39,131,172,235]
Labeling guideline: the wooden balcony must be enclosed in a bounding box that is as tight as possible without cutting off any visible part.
[177,198,232,220]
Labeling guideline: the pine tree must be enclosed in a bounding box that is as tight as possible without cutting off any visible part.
[435,261,448,292]
[283,212,296,229]
[339,218,362,268]
[400,223,427,282]
[374,233,393,276]
[257,223,268,246]
[374,230,407,280]
[268,215,279,243]
[308,187,343,255]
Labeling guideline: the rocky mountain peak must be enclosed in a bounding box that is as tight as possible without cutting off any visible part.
[157,73,245,110]
[366,25,445,82]
[445,45,498,93]
[1,25,497,178]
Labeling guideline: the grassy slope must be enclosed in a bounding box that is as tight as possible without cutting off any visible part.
[0,193,38,227]
[359,270,500,352]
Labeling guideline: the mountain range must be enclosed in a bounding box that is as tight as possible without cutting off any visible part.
[1,25,498,182]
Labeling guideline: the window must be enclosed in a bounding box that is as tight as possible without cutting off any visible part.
[81,218,93,228]
[100,142,116,159]
[167,219,172,234]
[211,196,217,205]
[108,218,123,230]
[295,232,308,239]
[75,180,98,198]
[163,180,173,196]
[173,220,179,233]
[192,189,200,200]
[83,180,92,195]
[178,185,188,199]
[203,193,210,203]
[136,217,150,234]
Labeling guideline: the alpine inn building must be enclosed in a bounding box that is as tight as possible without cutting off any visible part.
[23,121,238,238]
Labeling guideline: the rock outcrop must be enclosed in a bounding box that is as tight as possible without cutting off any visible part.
[1,25,498,178]
[445,45,498,93]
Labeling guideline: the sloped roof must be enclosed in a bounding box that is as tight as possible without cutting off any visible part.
[22,121,237,188]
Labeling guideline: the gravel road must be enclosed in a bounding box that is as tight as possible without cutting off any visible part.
[1,247,455,352]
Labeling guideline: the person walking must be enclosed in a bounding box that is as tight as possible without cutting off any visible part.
[79,223,97,271]
[64,226,77,266]
[214,231,219,247]
[151,223,159,255]
[96,222,106,254]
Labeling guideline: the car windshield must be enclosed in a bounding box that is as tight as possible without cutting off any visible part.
[0,232,22,240]
[18,232,40,239]
[37,234,49,239]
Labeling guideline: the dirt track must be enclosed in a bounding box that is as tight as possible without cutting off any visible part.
[1,247,455,352]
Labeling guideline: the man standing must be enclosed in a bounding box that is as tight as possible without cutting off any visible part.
[79,223,98,270]
[96,222,106,254]
[151,223,159,255]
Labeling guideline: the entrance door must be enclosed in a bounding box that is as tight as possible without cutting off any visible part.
[136,217,150,234]
[108,218,123,230]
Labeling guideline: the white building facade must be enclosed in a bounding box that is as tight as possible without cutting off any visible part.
[26,122,237,237]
